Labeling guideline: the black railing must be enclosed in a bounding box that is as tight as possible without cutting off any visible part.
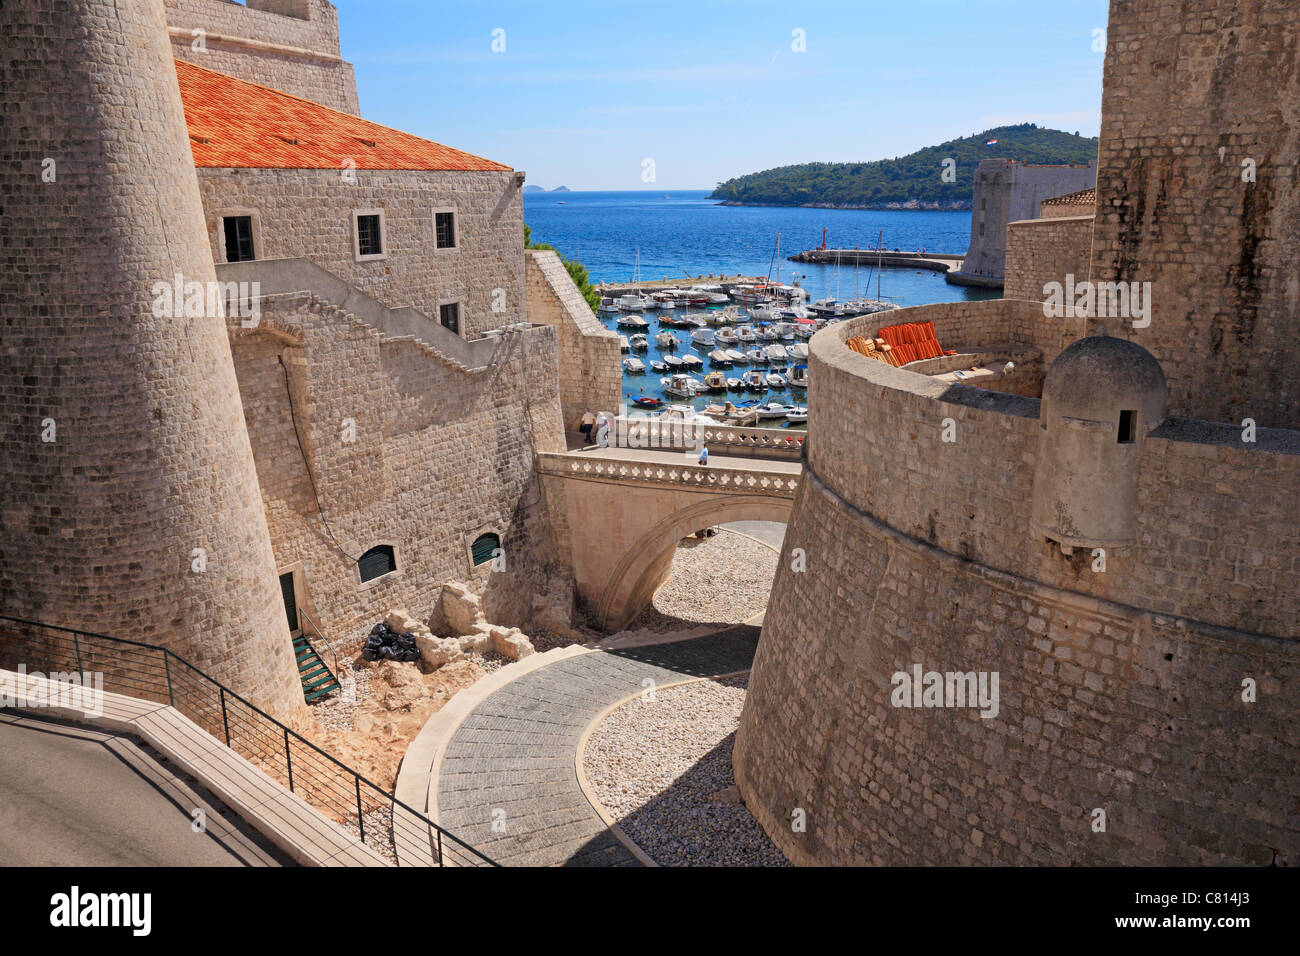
[0,615,496,868]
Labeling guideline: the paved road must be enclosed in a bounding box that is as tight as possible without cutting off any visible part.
[0,714,291,866]
[437,627,760,867]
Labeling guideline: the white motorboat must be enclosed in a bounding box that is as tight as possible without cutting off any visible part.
[690,285,729,304]
[766,344,788,363]
[774,322,796,341]
[754,401,791,420]
[663,354,683,368]
[679,354,703,369]
[788,342,809,359]
[623,356,645,373]
[649,359,668,372]
[747,348,768,365]
[726,377,743,391]
[787,364,809,388]
[709,350,733,366]
[616,294,650,311]
[793,323,816,339]
[726,349,748,364]
[809,298,846,317]
[765,372,787,389]
[741,370,768,392]
[690,327,716,347]
[655,331,678,349]
[648,293,676,310]
[785,406,808,422]
[616,314,649,329]
[756,325,778,342]
[598,296,620,313]
[660,374,706,398]
[715,327,738,346]
[736,325,757,344]
[629,334,649,350]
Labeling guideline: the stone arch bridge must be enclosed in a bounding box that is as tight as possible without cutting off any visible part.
[538,422,802,631]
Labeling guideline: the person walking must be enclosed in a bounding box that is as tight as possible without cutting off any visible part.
[698,443,709,466]
[595,411,610,447]
[579,409,595,446]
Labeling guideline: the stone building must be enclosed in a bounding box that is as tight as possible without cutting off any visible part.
[948,159,1098,287]
[1,0,614,713]
[735,0,1299,866]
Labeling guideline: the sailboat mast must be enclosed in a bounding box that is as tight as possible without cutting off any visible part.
[877,230,884,301]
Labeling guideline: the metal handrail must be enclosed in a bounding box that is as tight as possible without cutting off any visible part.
[0,613,497,867]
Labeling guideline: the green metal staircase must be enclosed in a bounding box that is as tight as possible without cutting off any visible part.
[294,633,341,702]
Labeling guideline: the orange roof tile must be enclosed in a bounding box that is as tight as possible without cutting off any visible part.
[175,60,511,172]
[1042,187,1097,206]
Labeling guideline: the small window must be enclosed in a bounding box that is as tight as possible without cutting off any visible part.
[1117,410,1137,444]
[435,211,457,249]
[439,302,460,335]
[979,223,985,237]
[357,214,383,258]
[358,545,396,583]
[981,197,987,211]
[471,533,501,567]
[224,216,255,262]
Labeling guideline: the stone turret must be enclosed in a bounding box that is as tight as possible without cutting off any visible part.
[1031,332,1166,552]
[0,0,304,719]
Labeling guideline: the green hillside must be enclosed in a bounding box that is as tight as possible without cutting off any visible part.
[710,124,1098,210]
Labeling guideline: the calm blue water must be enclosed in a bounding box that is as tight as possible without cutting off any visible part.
[524,190,996,415]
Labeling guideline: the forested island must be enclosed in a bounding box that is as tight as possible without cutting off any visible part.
[711,124,1098,210]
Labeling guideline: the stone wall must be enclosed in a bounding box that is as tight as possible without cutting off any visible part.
[165,0,359,114]
[197,168,526,337]
[1004,215,1095,303]
[524,251,622,431]
[228,292,568,647]
[732,305,1300,865]
[1089,0,1300,430]
[0,0,304,719]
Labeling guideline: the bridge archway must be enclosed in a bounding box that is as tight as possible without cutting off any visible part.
[596,494,793,631]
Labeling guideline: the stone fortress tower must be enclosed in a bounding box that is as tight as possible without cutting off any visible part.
[0,0,304,718]
[734,0,1298,865]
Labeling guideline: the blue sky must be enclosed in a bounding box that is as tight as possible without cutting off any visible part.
[336,0,1110,190]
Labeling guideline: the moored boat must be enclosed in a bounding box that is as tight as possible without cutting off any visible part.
[655,331,678,349]
[623,356,645,373]
[747,348,768,365]
[679,354,703,369]
[765,372,787,389]
[690,327,716,347]
[709,349,733,367]
[649,360,668,373]
[703,371,728,392]
[660,373,706,398]
[787,364,808,388]
[663,354,683,368]
[617,314,649,329]
[629,333,648,350]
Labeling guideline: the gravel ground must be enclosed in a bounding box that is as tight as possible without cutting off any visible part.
[583,673,790,867]
[627,529,778,633]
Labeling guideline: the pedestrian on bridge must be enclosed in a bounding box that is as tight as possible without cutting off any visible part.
[698,444,709,466]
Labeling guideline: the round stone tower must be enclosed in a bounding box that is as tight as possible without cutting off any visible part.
[1030,332,1166,552]
[0,0,305,719]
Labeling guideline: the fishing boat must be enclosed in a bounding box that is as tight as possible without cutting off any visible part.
[690,327,716,347]
[765,372,787,389]
[679,354,703,369]
[663,354,683,368]
[785,406,808,422]
[649,360,668,373]
[660,373,705,398]
[715,327,738,346]
[735,324,757,344]
[709,350,733,367]
[703,371,728,392]
[629,333,648,350]
[787,364,808,388]
[741,370,768,393]
[616,314,649,329]
[747,348,768,365]
[623,356,645,373]
[767,344,788,363]
[655,331,678,349]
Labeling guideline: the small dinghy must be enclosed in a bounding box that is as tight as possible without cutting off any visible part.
[633,396,665,409]
[766,372,787,389]
[649,360,668,372]
[623,356,646,373]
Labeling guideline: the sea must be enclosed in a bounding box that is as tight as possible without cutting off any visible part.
[523,189,997,421]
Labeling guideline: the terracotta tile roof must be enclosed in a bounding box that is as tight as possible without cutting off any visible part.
[175,60,511,172]
[1042,187,1097,207]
